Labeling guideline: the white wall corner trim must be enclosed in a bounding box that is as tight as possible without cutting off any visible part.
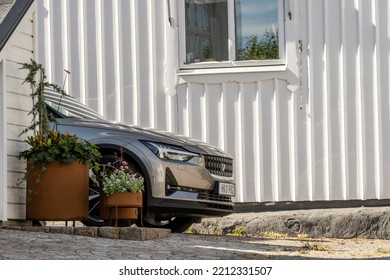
[0,60,6,221]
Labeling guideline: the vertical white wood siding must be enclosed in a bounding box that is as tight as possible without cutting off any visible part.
[36,0,175,132]
[34,0,390,204]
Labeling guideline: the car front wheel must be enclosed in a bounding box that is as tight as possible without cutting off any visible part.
[82,151,141,227]
[82,150,202,232]
[141,215,202,233]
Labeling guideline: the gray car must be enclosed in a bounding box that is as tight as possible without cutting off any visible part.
[44,89,235,232]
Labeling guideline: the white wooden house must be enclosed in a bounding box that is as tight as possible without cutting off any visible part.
[1,0,390,221]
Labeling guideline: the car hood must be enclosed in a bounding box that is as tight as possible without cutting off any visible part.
[57,118,232,158]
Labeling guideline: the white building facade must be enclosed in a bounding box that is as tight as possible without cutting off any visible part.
[1,0,390,220]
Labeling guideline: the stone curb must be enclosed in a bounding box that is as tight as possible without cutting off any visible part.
[0,225,171,241]
[192,207,390,240]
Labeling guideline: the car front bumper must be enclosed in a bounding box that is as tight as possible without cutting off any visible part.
[131,140,235,218]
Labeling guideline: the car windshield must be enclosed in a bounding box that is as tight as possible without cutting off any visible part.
[44,88,104,120]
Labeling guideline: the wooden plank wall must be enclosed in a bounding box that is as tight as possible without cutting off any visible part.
[34,0,390,205]
[2,5,35,219]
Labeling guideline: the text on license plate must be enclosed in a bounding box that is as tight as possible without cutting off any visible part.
[218,182,235,196]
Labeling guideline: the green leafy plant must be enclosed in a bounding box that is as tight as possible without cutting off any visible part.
[19,130,100,184]
[19,59,66,137]
[100,149,144,196]
[17,59,100,187]
[228,226,246,237]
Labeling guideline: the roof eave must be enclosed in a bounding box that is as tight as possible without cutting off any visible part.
[0,0,34,52]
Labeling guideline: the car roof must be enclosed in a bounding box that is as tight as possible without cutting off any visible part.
[44,88,105,120]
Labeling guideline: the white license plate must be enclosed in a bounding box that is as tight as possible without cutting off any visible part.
[218,182,235,196]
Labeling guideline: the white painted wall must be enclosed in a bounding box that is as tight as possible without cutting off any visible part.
[298,0,390,202]
[1,4,36,220]
[36,0,176,131]
[32,0,390,206]
[0,60,5,220]
[176,0,390,203]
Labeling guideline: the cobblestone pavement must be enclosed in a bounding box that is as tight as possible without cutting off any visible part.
[2,228,390,260]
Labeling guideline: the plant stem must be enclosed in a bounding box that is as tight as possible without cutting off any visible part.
[39,68,44,137]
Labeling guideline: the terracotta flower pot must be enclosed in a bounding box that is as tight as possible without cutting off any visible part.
[100,192,143,222]
[26,161,89,221]
[101,192,143,207]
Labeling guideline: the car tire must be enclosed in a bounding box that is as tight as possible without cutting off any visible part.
[141,216,202,233]
[83,150,202,232]
[81,177,109,227]
[82,151,141,227]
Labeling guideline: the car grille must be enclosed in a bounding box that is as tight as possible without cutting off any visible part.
[167,186,233,205]
[197,192,232,203]
[204,155,233,177]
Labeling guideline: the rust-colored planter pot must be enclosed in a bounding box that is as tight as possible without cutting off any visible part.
[100,192,142,222]
[101,192,143,207]
[26,161,89,221]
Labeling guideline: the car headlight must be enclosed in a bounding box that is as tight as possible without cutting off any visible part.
[141,141,199,162]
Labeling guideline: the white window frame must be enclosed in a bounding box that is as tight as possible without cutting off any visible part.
[178,0,286,70]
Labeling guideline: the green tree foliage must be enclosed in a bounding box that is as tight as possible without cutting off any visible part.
[236,29,279,61]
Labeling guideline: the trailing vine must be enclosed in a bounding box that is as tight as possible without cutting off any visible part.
[19,59,66,137]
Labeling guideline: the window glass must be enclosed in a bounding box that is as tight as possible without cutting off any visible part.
[185,0,229,63]
[235,0,279,60]
[182,0,282,67]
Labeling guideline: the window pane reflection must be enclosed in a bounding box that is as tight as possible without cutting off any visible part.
[235,0,279,60]
[185,0,229,63]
